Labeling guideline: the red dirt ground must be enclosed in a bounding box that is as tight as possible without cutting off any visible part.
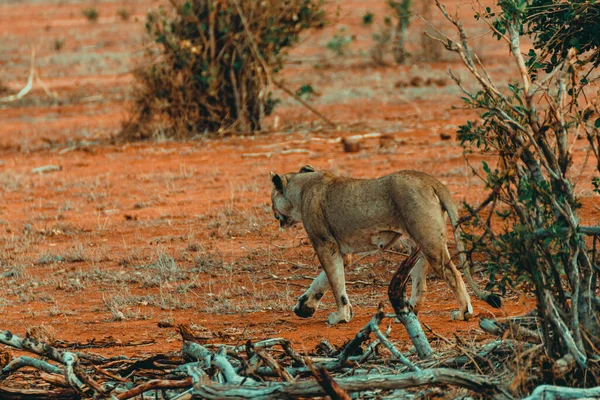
[0,0,598,359]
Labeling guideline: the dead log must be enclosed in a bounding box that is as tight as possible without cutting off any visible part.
[256,350,295,382]
[182,341,212,366]
[192,368,507,399]
[388,246,433,359]
[336,316,376,364]
[1,356,62,377]
[241,149,312,158]
[253,316,381,378]
[0,385,79,399]
[273,80,337,128]
[218,338,304,365]
[31,165,62,174]
[479,318,542,344]
[213,351,256,385]
[369,305,418,371]
[307,358,350,400]
[114,378,192,400]
[523,385,600,400]
[39,372,69,388]
[0,331,87,395]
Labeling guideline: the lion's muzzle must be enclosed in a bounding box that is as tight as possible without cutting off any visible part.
[278,215,287,228]
[277,214,296,228]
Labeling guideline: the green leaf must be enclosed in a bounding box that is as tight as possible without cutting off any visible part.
[569,36,580,50]
[182,1,191,16]
[482,161,490,174]
[362,11,374,26]
[156,34,167,44]
[595,118,600,128]
[295,84,315,97]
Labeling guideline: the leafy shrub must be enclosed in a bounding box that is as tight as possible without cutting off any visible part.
[82,8,99,23]
[122,0,325,140]
[295,84,316,100]
[116,8,131,21]
[367,16,393,65]
[53,38,65,52]
[417,0,442,62]
[436,0,600,387]
[362,0,413,65]
[388,0,412,63]
[362,11,374,26]
[525,0,600,71]
[326,27,353,56]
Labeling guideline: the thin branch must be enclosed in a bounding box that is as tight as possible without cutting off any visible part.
[0,47,35,103]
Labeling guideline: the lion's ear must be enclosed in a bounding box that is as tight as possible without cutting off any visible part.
[299,165,315,173]
[271,173,285,193]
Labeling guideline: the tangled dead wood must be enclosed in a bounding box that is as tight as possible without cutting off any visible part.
[0,319,521,399]
[0,250,562,399]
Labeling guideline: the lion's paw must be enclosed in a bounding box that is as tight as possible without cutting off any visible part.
[327,306,353,325]
[292,295,317,318]
[450,310,472,321]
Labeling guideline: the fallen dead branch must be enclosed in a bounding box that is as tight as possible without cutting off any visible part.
[522,385,600,400]
[0,48,35,103]
[116,378,193,400]
[192,368,509,399]
[306,358,350,400]
[241,149,313,158]
[479,318,543,344]
[0,47,57,104]
[30,165,62,174]
[274,80,337,128]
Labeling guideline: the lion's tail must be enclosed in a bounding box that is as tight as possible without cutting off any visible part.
[434,184,502,309]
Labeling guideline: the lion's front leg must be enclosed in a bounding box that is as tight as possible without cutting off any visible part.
[292,270,329,318]
[316,244,353,325]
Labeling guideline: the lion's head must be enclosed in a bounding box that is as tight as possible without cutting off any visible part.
[269,164,315,228]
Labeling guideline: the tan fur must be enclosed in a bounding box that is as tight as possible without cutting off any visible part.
[270,166,484,324]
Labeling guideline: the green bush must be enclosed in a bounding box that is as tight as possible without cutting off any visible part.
[82,8,99,23]
[326,27,353,56]
[122,0,325,140]
[116,8,131,21]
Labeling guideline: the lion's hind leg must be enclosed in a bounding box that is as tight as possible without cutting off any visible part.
[408,255,429,315]
[427,247,473,321]
[411,234,473,321]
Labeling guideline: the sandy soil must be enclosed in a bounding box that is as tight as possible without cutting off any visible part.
[0,0,598,359]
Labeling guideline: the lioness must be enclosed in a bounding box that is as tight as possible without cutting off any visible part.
[270,165,500,325]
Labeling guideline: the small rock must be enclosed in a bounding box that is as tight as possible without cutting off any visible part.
[342,138,361,153]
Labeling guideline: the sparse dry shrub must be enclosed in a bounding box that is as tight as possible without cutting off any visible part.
[121,0,325,140]
[417,0,443,62]
[116,8,131,21]
[82,8,99,23]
